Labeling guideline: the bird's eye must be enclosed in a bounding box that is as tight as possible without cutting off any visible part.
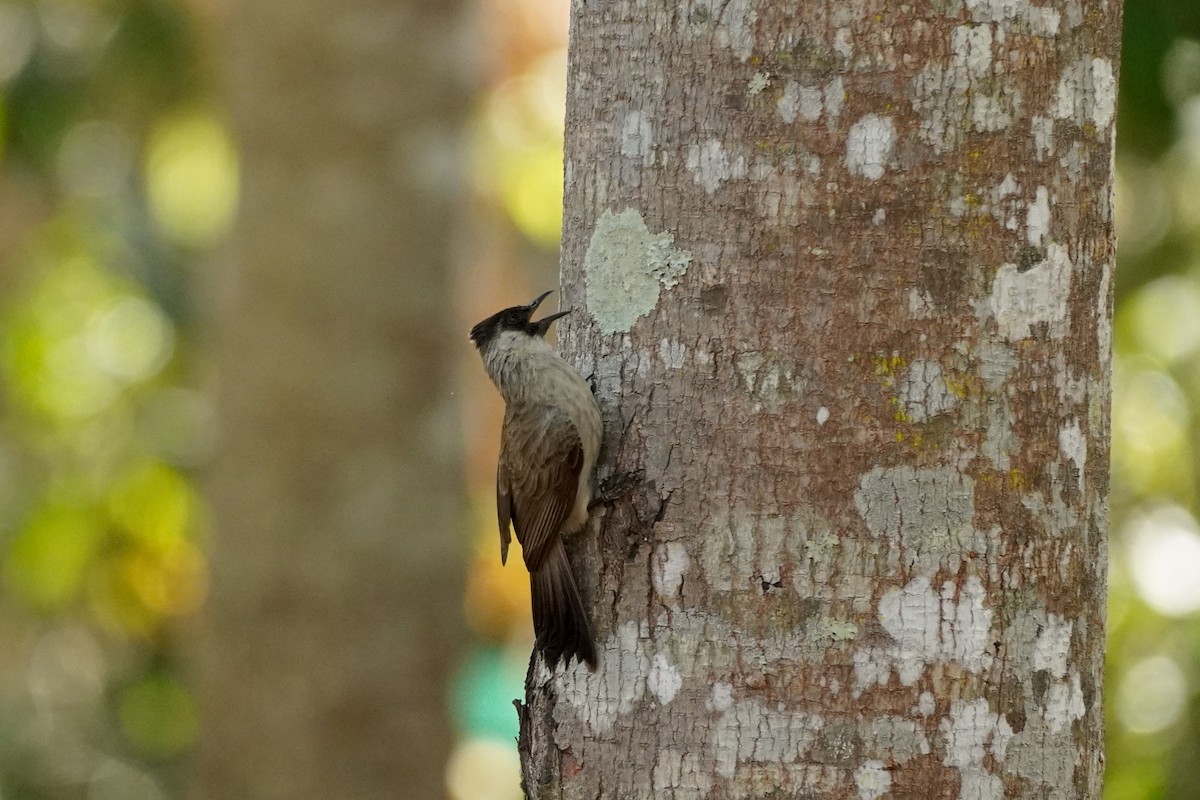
[503,312,521,326]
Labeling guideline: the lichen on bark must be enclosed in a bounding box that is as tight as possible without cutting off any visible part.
[520,1,1119,797]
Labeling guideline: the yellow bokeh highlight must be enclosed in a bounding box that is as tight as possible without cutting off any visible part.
[472,50,567,248]
[4,253,125,421]
[1112,357,1194,501]
[446,738,523,800]
[4,506,104,610]
[124,540,207,617]
[88,555,158,637]
[497,145,564,248]
[109,462,193,548]
[96,461,209,625]
[1122,274,1200,364]
[144,108,239,248]
[463,496,533,644]
[87,296,174,382]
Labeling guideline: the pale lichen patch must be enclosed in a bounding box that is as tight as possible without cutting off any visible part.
[712,0,756,61]
[912,23,1019,152]
[981,397,1017,470]
[1031,114,1055,160]
[1026,185,1051,246]
[855,465,983,573]
[710,699,824,779]
[845,114,895,180]
[708,681,734,711]
[659,338,688,370]
[777,80,801,123]
[854,760,891,800]
[987,243,1073,341]
[952,23,993,75]
[965,0,1061,35]
[876,575,994,685]
[584,208,694,334]
[863,716,931,763]
[814,616,859,644]
[940,698,1013,800]
[556,620,650,733]
[778,80,824,124]
[824,76,845,120]
[907,287,936,317]
[652,750,713,800]
[1098,257,1113,365]
[898,359,959,422]
[834,27,853,59]
[1059,418,1087,487]
[648,653,684,705]
[1032,613,1074,679]
[653,541,691,600]
[1043,672,1086,733]
[1021,473,1079,537]
[974,338,1018,392]
[620,110,653,160]
[747,71,770,95]
[1052,57,1117,131]
[687,138,747,194]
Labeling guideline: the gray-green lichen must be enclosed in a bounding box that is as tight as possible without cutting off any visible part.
[584,208,693,335]
[981,397,1017,470]
[854,465,983,572]
[898,359,958,422]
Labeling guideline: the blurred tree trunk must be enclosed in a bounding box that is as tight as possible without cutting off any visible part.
[193,2,471,798]
[524,2,1120,798]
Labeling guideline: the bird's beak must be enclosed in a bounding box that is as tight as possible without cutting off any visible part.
[533,309,571,337]
[524,290,555,316]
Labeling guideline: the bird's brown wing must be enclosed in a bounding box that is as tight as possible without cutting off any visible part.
[499,402,582,572]
[497,462,513,566]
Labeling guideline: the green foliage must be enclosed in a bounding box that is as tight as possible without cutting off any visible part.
[117,673,198,759]
[0,0,215,795]
[5,504,104,609]
[1107,7,1200,800]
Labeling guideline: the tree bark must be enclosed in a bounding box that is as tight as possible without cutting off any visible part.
[193,1,471,798]
[522,2,1119,798]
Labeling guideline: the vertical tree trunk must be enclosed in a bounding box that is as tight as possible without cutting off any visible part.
[523,2,1119,798]
[193,2,471,798]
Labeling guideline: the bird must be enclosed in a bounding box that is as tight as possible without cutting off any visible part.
[470,290,601,669]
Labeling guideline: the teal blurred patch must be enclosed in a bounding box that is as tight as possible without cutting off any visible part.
[451,646,526,742]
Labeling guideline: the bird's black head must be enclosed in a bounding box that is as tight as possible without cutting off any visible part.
[469,290,571,349]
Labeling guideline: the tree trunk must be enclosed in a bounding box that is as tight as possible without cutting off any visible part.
[522,2,1119,798]
[192,2,471,798]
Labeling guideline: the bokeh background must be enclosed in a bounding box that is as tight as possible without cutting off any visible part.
[0,1,1194,798]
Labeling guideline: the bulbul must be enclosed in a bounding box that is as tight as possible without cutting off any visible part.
[470,290,601,669]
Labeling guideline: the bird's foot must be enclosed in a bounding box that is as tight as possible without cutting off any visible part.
[589,470,644,510]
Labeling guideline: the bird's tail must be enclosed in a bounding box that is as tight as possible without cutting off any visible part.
[530,541,597,670]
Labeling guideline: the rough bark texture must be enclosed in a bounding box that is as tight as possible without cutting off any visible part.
[193,1,471,798]
[522,2,1119,798]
